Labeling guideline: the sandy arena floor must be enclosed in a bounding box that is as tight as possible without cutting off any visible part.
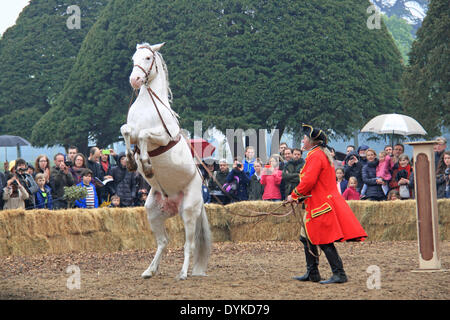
[0,240,449,300]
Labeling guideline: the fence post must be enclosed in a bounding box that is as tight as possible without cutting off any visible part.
[406,141,445,272]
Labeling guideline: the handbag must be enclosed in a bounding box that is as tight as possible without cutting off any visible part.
[399,184,410,199]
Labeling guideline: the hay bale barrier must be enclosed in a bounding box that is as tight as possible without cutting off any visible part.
[0,200,449,257]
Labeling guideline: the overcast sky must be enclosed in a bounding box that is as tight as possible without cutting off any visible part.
[0,0,31,35]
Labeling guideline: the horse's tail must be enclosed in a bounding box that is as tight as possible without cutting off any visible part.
[193,204,211,274]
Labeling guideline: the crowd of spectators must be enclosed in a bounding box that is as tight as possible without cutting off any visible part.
[0,136,448,210]
[0,146,150,210]
[202,137,450,204]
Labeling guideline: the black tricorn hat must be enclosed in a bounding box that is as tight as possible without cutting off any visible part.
[302,124,328,145]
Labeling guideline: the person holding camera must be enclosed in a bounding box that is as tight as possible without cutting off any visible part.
[436,151,450,199]
[13,159,39,209]
[50,153,75,209]
[2,173,29,210]
[226,159,250,201]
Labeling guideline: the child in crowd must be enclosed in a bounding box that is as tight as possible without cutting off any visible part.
[387,189,400,201]
[342,176,360,200]
[335,168,348,195]
[389,154,413,199]
[34,173,53,209]
[376,151,392,196]
[75,169,98,208]
[108,194,121,208]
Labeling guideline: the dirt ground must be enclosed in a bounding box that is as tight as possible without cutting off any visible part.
[0,240,449,300]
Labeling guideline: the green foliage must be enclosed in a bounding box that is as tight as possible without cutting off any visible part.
[382,14,414,64]
[63,185,87,208]
[401,0,450,137]
[27,0,402,147]
[0,0,109,142]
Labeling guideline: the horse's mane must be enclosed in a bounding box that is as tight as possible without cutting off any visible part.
[138,43,173,104]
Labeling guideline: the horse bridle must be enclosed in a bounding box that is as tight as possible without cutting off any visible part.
[133,46,158,84]
[130,46,176,139]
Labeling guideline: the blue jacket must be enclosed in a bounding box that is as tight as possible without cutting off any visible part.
[243,158,255,178]
[35,185,53,209]
[338,179,348,195]
[362,160,385,199]
[75,182,99,208]
[226,168,250,201]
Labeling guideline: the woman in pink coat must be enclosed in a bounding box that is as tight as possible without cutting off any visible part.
[260,155,283,201]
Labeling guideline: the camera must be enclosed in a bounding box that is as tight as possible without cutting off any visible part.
[102,149,111,155]
[64,160,72,167]
[16,167,27,174]
[236,163,242,169]
[11,180,18,187]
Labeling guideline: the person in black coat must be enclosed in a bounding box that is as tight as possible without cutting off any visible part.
[99,149,119,203]
[111,153,136,207]
[86,147,105,205]
[0,170,6,210]
[343,151,364,193]
[226,159,250,201]
[361,149,386,201]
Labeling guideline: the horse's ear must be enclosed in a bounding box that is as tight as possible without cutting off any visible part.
[151,42,166,52]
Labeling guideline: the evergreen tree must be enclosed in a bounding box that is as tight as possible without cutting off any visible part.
[401,0,449,137]
[0,0,109,141]
[32,0,403,149]
[383,14,414,64]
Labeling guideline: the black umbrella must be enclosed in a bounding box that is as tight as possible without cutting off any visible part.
[0,135,31,161]
[0,135,31,147]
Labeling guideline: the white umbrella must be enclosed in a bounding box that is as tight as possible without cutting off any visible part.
[360,113,427,146]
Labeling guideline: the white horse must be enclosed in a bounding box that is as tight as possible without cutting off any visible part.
[120,42,211,280]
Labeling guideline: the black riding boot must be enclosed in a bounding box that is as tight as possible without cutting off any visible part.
[293,237,321,282]
[318,243,348,284]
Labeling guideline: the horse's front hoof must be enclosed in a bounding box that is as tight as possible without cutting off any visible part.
[126,157,138,172]
[141,269,155,279]
[176,272,188,281]
[143,166,154,179]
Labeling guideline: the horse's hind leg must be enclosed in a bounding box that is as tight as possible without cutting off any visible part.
[178,177,211,280]
[142,192,169,279]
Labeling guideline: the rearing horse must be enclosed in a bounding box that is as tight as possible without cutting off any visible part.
[120,43,211,280]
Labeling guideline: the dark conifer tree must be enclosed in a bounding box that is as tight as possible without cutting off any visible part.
[401,0,449,136]
[31,0,403,148]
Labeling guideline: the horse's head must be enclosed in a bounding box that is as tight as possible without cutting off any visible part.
[130,42,165,89]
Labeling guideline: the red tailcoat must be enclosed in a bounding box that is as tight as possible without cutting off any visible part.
[291,146,367,245]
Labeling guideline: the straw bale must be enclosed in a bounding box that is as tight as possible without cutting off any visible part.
[1,199,449,256]
[230,214,302,242]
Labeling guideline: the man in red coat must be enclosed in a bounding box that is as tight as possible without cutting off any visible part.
[287,124,367,284]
